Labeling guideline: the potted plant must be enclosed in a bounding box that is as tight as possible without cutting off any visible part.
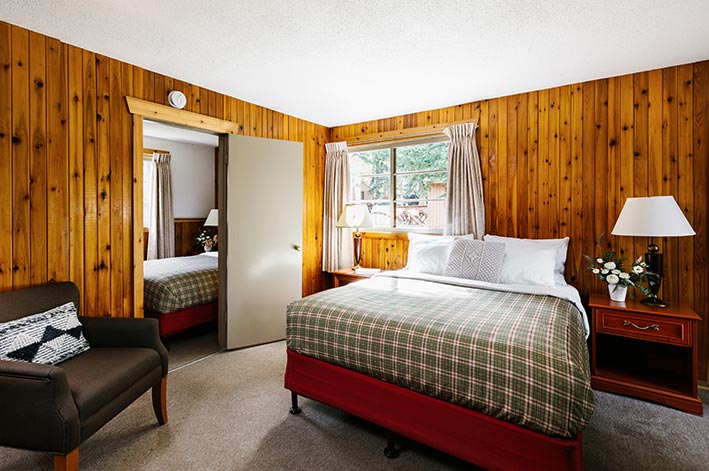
[585,241,650,302]
[196,231,218,252]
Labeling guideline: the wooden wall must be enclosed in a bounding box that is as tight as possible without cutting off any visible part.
[174,218,205,257]
[0,21,328,316]
[360,232,409,270]
[332,61,709,380]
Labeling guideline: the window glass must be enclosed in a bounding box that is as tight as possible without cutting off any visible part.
[350,149,390,175]
[350,139,449,231]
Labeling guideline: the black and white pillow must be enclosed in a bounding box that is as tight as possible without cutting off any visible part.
[0,302,90,365]
[443,239,506,283]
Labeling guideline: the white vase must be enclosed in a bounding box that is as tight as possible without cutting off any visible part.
[204,246,212,252]
[608,284,627,302]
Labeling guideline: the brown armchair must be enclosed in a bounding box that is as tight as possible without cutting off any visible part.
[0,282,168,470]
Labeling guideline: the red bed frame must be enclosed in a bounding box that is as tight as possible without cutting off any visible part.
[145,302,218,337]
[285,349,583,471]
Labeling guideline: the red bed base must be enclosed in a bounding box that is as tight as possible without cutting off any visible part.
[285,349,583,471]
[145,302,218,337]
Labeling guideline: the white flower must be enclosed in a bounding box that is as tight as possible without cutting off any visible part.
[632,265,644,274]
[606,274,620,284]
[601,269,609,274]
[619,273,631,279]
[635,256,644,264]
[596,258,604,264]
[592,268,600,274]
[611,269,620,274]
[604,261,616,270]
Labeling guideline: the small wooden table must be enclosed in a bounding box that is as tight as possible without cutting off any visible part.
[589,294,703,415]
[332,268,381,287]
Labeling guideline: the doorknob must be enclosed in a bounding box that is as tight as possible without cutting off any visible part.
[293,245,301,251]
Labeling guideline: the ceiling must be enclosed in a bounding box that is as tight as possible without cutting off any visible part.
[143,120,219,147]
[3,1,709,127]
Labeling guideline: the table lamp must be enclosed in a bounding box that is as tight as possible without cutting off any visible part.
[204,209,218,227]
[336,203,373,271]
[611,196,695,307]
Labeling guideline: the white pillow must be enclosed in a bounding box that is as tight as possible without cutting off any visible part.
[483,235,570,285]
[406,233,458,275]
[498,245,557,287]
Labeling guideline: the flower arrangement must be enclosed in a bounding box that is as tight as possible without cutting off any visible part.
[584,234,651,299]
[196,231,218,251]
[585,252,650,295]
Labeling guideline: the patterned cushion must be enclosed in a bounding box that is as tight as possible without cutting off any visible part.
[443,239,505,283]
[0,302,90,365]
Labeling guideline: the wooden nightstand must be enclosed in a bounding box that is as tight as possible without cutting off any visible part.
[332,268,381,287]
[589,294,703,415]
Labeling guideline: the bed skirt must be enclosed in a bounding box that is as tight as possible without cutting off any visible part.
[145,302,218,337]
[284,349,583,471]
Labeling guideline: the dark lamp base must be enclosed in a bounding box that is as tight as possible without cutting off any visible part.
[641,296,668,308]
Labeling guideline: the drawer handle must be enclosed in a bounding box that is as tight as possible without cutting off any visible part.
[623,320,660,331]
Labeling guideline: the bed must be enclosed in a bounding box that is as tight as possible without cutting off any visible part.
[143,252,219,337]
[285,261,594,470]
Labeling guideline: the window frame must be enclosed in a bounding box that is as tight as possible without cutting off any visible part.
[349,135,449,234]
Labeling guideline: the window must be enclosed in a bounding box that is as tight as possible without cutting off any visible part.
[349,138,449,231]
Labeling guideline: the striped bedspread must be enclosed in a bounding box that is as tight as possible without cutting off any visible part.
[286,273,594,438]
[144,254,219,313]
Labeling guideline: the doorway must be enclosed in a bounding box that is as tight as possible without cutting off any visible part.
[127,97,239,351]
[128,97,305,353]
[142,120,221,362]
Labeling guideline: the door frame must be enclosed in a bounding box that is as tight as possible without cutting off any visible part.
[126,97,240,338]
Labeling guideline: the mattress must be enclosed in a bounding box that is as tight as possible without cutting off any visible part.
[286,271,594,438]
[143,253,219,313]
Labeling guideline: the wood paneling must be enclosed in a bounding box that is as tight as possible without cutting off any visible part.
[332,62,709,381]
[174,219,205,257]
[0,21,327,319]
[359,232,409,270]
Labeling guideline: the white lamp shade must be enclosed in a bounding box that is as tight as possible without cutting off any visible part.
[611,196,695,237]
[204,209,219,227]
[336,204,373,229]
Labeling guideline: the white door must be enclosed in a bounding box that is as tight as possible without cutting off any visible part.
[221,135,303,349]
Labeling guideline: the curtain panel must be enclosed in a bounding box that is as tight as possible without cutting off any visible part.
[444,123,485,237]
[147,152,175,260]
[322,142,353,272]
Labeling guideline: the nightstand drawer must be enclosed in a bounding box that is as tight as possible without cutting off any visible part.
[595,309,691,346]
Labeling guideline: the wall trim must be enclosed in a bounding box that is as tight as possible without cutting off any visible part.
[125,96,241,135]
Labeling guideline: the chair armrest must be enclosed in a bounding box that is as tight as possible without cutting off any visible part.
[0,360,81,454]
[80,317,168,376]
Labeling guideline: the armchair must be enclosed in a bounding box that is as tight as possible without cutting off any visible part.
[0,282,168,471]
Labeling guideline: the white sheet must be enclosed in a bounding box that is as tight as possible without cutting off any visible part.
[374,269,590,338]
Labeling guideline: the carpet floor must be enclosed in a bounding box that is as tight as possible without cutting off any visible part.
[1,331,707,470]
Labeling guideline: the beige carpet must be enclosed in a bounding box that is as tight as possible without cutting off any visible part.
[1,333,708,470]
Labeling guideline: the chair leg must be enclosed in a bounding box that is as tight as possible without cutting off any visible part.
[54,448,78,471]
[152,376,168,425]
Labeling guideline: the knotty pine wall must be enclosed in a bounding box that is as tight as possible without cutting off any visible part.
[0,21,327,317]
[174,219,205,257]
[332,61,709,380]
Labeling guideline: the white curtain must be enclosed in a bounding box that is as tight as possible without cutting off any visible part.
[443,123,485,237]
[147,152,175,260]
[322,142,353,272]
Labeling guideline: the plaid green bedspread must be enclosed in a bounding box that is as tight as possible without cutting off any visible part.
[286,275,594,437]
[144,254,219,313]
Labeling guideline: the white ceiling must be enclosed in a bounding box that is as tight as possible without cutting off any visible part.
[143,120,219,147]
[3,1,709,127]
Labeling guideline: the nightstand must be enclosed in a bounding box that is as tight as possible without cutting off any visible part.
[332,268,381,287]
[589,294,703,415]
